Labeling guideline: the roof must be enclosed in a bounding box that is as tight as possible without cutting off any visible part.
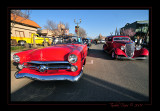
[136,20,149,24]
[11,13,41,28]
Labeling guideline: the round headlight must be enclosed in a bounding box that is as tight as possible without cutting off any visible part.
[13,55,20,62]
[68,54,77,63]
[71,65,78,72]
[121,46,125,50]
[136,45,141,50]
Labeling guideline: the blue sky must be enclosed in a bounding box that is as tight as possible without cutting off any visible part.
[28,10,149,39]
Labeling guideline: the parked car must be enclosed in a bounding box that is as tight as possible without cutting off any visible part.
[82,38,91,50]
[97,40,100,44]
[13,36,88,82]
[103,35,149,60]
[100,40,105,44]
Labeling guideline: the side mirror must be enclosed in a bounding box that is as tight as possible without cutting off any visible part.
[84,42,87,45]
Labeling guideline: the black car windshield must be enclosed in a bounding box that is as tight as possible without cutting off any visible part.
[52,36,82,44]
[82,39,89,44]
[113,37,130,41]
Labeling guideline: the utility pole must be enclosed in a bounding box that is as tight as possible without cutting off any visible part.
[74,19,81,37]
[31,33,37,48]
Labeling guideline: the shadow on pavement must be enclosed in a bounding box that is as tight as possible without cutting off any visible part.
[11,73,149,102]
[88,49,113,60]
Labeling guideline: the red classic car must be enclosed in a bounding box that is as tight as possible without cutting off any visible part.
[13,36,88,82]
[103,35,149,60]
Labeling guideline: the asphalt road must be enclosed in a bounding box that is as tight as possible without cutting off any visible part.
[11,44,149,102]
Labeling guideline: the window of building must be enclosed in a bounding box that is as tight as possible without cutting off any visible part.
[15,30,25,37]
[19,31,25,37]
[15,30,19,37]
[29,32,32,38]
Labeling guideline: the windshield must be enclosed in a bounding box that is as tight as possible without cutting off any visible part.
[52,36,82,45]
[82,39,89,44]
[113,37,130,41]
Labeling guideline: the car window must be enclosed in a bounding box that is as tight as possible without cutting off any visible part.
[108,37,112,41]
[52,36,82,45]
[82,39,89,44]
[113,37,129,41]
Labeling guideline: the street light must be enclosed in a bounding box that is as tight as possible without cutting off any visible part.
[74,19,81,25]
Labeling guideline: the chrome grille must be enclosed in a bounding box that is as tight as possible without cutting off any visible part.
[125,43,135,57]
[24,61,71,72]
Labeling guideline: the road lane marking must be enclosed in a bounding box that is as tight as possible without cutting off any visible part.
[86,60,93,64]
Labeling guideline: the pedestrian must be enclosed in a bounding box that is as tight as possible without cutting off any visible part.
[139,37,142,45]
[136,36,140,46]
[51,37,56,45]
[95,40,97,45]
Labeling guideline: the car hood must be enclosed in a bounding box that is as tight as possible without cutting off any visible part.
[114,41,130,44]
[114,41,132,48]
[27,44,79,61]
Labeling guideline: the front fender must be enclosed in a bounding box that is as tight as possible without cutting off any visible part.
[114,48,125,55]
[68,49,83,72]
[140,48,149,56]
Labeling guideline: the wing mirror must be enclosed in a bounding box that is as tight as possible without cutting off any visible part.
[84,42,87,45]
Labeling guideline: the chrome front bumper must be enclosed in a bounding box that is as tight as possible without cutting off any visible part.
[117,56,148,60]
[15,68,83,82]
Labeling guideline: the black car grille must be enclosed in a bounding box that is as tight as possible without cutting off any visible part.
[125,43,135,57]
[24,61,71,72]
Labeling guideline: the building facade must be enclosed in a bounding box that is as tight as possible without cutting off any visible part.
[11,13,41,44]
[120,20,149,44]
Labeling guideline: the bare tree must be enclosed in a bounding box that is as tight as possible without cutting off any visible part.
[78,28,87,37]
[65,22,69,30]
[43,20,58,47]
[43,20,57,31]
[44,20,70,37]
[121,28,136,37]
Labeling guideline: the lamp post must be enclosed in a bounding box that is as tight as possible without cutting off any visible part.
[74,19,81,37]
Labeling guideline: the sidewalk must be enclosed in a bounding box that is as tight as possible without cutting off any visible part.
[11,53,33,93]
[11,70,33,93]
